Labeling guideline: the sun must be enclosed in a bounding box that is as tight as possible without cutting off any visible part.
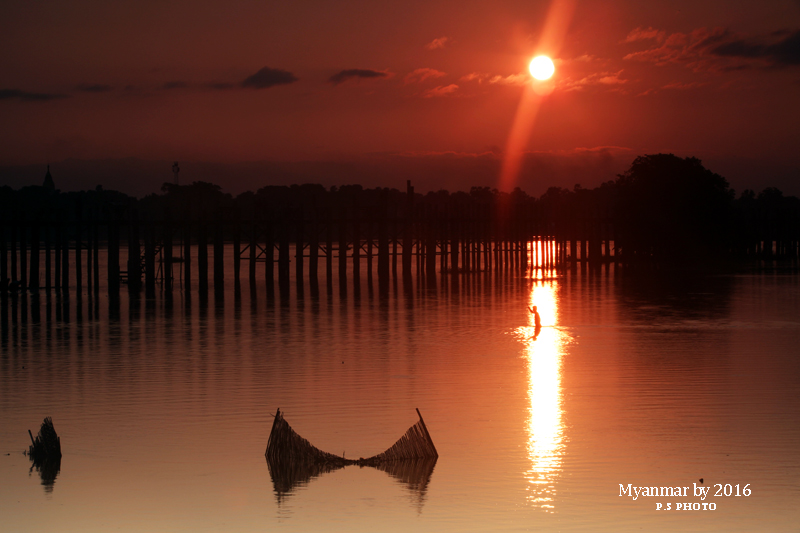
[529,56,555,81]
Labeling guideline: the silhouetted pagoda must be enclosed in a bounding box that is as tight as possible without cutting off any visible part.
[42,164,55,192]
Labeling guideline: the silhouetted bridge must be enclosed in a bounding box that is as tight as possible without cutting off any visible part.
[1,181,798,297]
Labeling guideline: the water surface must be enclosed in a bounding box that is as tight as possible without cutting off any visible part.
[1,264,799,532]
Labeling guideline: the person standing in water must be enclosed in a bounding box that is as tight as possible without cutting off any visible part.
[528,305,542,339]
[528,305,541,328]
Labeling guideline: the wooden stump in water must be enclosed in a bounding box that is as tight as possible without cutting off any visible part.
[27,417,62,460]
[27,417,62,490]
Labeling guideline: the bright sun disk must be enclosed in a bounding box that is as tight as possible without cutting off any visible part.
[529,56,555,81]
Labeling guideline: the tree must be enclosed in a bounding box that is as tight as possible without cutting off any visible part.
[615,154,734,261]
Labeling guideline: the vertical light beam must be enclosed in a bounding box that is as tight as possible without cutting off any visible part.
[499,0,576,192]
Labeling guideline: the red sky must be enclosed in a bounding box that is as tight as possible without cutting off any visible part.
[1,0,799,196]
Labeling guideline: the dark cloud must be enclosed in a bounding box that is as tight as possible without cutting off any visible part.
[625,27,800,72]
[161,81,189,90]
[240,67,298,89]
[328,69,388,85]
[0,89,68,102]
[712,29,800,66]
[208,82,236,90]
[77,84,113,92]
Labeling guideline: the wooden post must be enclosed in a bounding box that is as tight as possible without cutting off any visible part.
[403,181,413,278]
[45,222,51,291]
[85,218,91,291]
[29,221,39,292]
[462,232,470,273]
[249,221,256,288]
[425,218,436,281]
[278,219,290,288]
[61,212,70,290]
[414,237,425,276]
[439,213,447,275]
[392,230,398,278]
[19,216,27,290]
[265,217,274,296]
[9,219,18,286]
[198,223,209,293]
[366,217,373,284]
[338,207,347,291]
[145,224,156,297]
[164,218,173,293]
[127,209,141,291]
[391,200,398,278]
[484,236,490,273]
[589,225,601,264]
[93,210,100,293]
[107,210,120,293]
[233,218,241,294]
[325,207,333,284]
[0,219,6,287]
[309,207,319,286]
[451,206,459,273]
[378,191,389,288]
[75,203,82,292]
[183,221,192,292]
[213,218,224,292]
[294,209,304,290]
[54,221,61,290]
[545,237,551,270]
[352,196,360,283]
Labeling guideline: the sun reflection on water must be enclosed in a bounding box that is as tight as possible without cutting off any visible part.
[516,282,567,511]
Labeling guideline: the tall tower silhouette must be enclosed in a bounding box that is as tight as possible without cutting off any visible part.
[42,164,55,192]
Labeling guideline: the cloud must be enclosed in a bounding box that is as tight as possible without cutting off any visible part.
[622,27,730,69]
[568,146,633,155]
[0,89,68,102]
[637,81,710,96]
[560,70,628,91]
[77,84,113,92]
[459,72,529,86]
[404,68,446,84]
[422,84,459,97]
[712,29,800,66]
[460,72,488,83]
[623,27,800,72]
[328,69,389,85]
[488,73,529,86]
[597,70,628,84]
[241,67,298,89]
[161,81,189,90]
[662,81,709,90]
[426,36,449,50]
[623,27,665,43]
[207,82,236,90]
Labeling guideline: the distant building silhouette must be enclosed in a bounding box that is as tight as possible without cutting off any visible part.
[42,164,55,192]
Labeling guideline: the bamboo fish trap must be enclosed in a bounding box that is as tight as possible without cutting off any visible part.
[265,408,438,469]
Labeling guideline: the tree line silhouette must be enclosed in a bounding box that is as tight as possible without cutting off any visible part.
[1,154,798,266]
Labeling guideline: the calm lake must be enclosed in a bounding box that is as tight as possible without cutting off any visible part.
[1,257,799,532]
